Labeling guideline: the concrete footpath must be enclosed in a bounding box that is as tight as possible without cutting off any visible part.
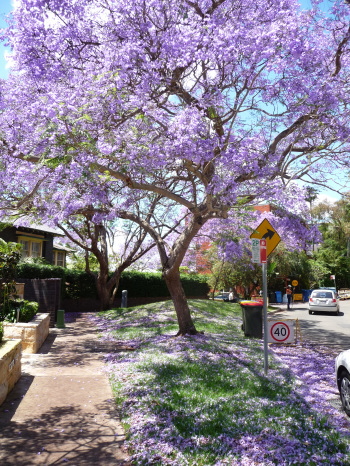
[0,314,129,465]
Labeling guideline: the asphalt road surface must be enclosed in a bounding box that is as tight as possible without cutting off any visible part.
[271,299,350,350]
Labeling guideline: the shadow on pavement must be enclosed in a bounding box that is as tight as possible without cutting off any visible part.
[0,376,35,425]
[0,403,127,465]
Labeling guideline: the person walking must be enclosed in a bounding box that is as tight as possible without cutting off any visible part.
[286,285,293,309]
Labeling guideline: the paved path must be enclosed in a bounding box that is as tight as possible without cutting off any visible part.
[0,314,128,465]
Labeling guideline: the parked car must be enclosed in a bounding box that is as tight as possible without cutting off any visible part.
[335,349,350,416]
[338,289,350,300]
[212,292,230,302]
[308,289,340,315]
[319,286,338,297]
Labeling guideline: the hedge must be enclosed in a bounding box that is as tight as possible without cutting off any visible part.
[117,270,209,298]
[16,264,209,300]
[17,263,97,299]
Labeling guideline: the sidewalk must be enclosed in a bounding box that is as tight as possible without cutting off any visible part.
[269,301,309,312]
[0,314,128,465]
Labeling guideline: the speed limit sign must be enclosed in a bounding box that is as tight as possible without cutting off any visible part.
[267,320,295,344]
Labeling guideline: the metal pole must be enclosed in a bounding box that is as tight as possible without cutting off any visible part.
[262,262,268,375]
[121,290,128,308]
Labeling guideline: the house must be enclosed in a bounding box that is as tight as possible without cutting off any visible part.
[253,204,274,213]
[52,241,73,267]
[0,220,70,267]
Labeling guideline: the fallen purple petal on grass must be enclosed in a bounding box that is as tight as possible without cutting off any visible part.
[88,309,350,465]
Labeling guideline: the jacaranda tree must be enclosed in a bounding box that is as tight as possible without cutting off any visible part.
[0,0,350,334]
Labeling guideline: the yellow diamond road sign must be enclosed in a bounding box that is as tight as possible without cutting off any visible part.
[250,219,281,257]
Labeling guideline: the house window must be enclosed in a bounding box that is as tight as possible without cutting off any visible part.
[54,251,65,267]
[31,242,41,258]
[19,240,30,258]
[18,238,43,259]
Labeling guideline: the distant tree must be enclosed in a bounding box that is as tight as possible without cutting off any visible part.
[311,196,350,288]
[268,246,312,290]
[305,187,319,212]
[58,214,157,310]
[67,249,101,272]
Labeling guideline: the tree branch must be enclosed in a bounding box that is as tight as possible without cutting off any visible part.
[91,162,195,210]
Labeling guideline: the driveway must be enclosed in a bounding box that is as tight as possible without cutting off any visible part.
[271,299,350,350]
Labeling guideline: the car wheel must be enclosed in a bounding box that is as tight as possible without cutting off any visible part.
[308,310,312,315]
[339,371,350,416]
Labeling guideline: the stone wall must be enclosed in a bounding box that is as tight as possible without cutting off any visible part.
[3,313,50,354]
[0,340,21,406]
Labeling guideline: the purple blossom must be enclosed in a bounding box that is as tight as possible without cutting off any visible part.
[88,307,350,465]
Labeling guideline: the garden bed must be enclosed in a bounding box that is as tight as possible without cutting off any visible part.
[3,313,50,354]
[0,339,21,406]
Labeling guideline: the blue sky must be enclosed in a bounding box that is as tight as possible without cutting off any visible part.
[0,0,316,79]
[0,0,13,79]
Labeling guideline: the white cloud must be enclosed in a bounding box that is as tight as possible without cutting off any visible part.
[315,192,341,205]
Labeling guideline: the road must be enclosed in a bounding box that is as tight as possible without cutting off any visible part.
[271,299,350,350]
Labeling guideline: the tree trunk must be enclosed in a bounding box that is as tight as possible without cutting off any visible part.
[107,277,119,309]
[163,269,198,335]
[95,270,122,311]
[96,280,112,311]
[95,268,111,311]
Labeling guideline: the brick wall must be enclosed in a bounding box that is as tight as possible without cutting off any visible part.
[15,279,207,317]
[17,278,61,327]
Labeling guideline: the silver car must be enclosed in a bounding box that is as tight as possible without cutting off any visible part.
[335,349,350,416]
[308,289,340,315]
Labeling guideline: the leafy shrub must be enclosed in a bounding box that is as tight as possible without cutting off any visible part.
[0,321,3,343]
[0,239,21,282]
[64,269,98,299]
[0,239,22,321]
[180,273,210,296]
[18,262,66,279]
[118,270,209,298]
[3,300,39,323]
[19,300,39,323]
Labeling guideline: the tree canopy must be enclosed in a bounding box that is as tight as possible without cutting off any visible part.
[0,0,350,333]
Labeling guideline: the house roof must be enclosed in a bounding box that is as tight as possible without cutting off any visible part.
[53,241,75,252]
[1,216,64,236]
[15,222,64,236]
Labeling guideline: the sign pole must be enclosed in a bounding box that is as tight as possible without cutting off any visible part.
[250,218,281,376]
[262,262,268,375]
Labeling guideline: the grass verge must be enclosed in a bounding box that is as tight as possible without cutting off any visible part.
[91,299,350,465]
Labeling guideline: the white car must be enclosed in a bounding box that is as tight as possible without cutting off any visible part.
[308,289,340,315]
[335,350,350,416]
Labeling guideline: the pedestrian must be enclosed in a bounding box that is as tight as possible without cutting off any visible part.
[286,285,292,309]
[229,291,234,302]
